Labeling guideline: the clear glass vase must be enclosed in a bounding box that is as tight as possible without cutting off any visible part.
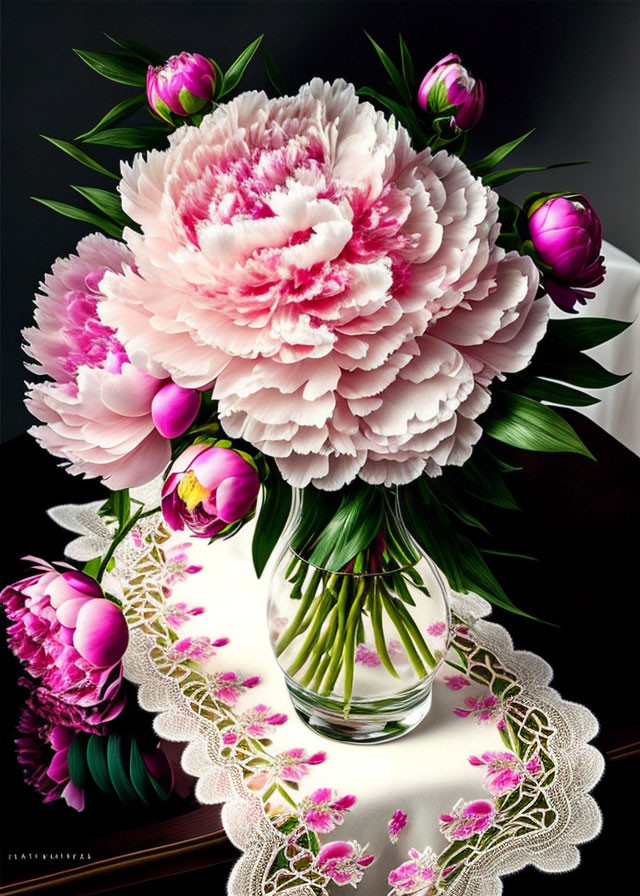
[267,489,450,744]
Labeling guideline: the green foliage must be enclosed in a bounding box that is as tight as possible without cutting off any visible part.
[104,34,164,66]
[77,94,147,141]
[364,31,412,105]
[218,35,264,98]
[74,49,147,86]
[470,130,534,177]
[99,489,131,528]
[484,393,595,458]
[82,126,170,150]
[71,186,131,228]
[483,160,588,188]
[40,136,119,180]
[308,486,384,571]
[264,49,288,95]
[252,471,293,577]
[31,197,122,238]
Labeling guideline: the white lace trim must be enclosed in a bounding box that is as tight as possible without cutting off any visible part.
[53,504,603,896]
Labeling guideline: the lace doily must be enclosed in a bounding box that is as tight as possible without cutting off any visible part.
[56,502,603,895]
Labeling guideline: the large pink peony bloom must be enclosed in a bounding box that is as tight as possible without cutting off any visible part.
[100,79,549,489]
[23,233,173,489]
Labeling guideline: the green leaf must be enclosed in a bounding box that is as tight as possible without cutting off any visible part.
[542,317,632,353]
[485,392,595,458]
[398,34,415,92]
[470,129,535,177]
[514,377,600,407]
[106,733,139,804]
[77,94,147,141]
[31,197,122,238]
[74,49,147,86]
[71,186,130,228]
[364,31,411,104]
[82,126,170,150]
[82,557,102,577]
[483,160,588,188]
[99,489,131,528]
[104,34,164,65]
[86,734,116,796]
[308,487,384,572]
[357,86,429,144]
[41,136,119,180]
[219,35,264,98]
[533,353,630,389]
[264,49,288,95]
[129,739,158,806]
[67,734,89,790]
[252,474,293,577]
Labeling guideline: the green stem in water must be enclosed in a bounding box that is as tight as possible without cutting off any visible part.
[343,583,365,715]
[319,573,351,696]
[286,589,333,677]
[371,581,399,678]
[299,603,338,688]
[380,587,427,678]
[394,601,438,668]
[275,568,322,657]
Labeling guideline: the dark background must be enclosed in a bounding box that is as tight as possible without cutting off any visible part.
[1,0,639,442]
[1,1,639,894]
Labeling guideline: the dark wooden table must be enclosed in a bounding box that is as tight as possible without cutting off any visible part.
[1,414,638,894]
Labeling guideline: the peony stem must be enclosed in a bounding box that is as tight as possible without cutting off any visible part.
[286,589,333,677]
[371,581,399,678]
[394,601,438,668]
[275,568,322,657]
[380,588,427,678]
[318,574,351,696]
[299,603,338,688]
[343,582,365,715]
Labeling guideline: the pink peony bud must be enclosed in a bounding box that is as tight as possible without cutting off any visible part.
[151,382,201,438]
[73,599,129,667]
[418,53,484,131]
[528,194,606,312]
[161,442,260,539]
[146,52,216,123]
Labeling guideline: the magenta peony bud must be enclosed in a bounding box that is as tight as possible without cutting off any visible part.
[146,52,216,123]
[418,53,484,131]
[73,599,129,668]
[528,194,606,311]
[161,443,260,539]
[151,382,201,438]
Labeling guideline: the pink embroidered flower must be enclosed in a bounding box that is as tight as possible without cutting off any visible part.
[222,704,288,745]
[525,755,542,775]
[315,841,375,887]
[274,747,327,782]
[301,787,357,833]
[169,635,229,661]
[16,707,85,811]
[164,542,203,594]
[100,80,547,491]
[205,671,260,706]
[23,234,175,490]
[388,639,405,659]
[1,561,127,719]
[439,798,496,840]
[388,847,439,894]
[388,809,408,842]
[444,674,470,690]
[164,600,205,628]
[355,643,382,667]
[454,694,502,723]
[426,621,446,637]
[469,750,525,796]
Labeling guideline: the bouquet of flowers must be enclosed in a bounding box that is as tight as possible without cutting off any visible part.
[4,32,629,759]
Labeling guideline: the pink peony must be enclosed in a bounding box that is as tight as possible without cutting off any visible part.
[439,798,495,840]
[418,54,485,131]
[23,234,173,489]
[147,52,216,122]
[301,786,357,833]
[16,706,85,810]
[100,79,548,490]
[315,840,375,887]
[1,561,128,719]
